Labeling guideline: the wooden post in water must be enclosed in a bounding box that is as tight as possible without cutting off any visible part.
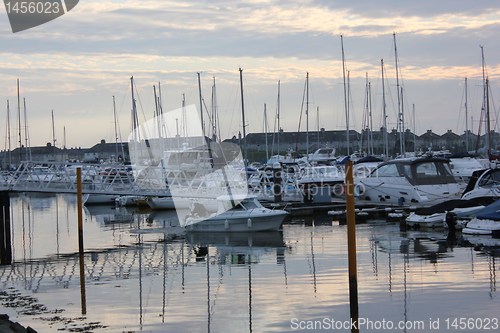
[0,191,12,266]
[273,162,282,203]
[345,161,359,332]
[76,168,87,315]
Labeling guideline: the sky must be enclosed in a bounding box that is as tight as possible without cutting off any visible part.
[1,0,500,149]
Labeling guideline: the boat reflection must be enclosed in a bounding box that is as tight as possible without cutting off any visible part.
[186,230,284,251]
[84,204,132,223]
[372,229,458,263]
[185,230,285,333]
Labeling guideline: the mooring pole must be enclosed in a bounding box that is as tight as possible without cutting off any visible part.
[0,191,12,266]
[273,162,282,203]
[345,160,359,332]
[76,168,87,315]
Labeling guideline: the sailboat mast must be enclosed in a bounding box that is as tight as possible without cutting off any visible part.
[465,77,469,152]
[277,80,281,157]
[130,76,139,141]
[486,77,491,156]
[51,109,56,147]
[264,103,269,161]
[393,32,405,156]
[23,98,30,161]
[362,73,369,154]
[413,104,416,155]
[368,80,374,155]
[317,106,320,149]
[340,35,350,155]
[51,109,56,160]
[6,100,11,166]
[400,87,405,153]
[158,81,163,115]
[480,46,489,153]
[113,95,119,160]
[50,110,56,160]
[239,68,248,163]
[381,59,389,158]
[158,81,166,139]
[197,72,205,138]
[153,85,162,138]
[17,79,22,163]
[211,76,219,142]
[306,72,309,157]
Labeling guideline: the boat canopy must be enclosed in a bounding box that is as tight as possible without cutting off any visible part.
[475,199,500,221]
[372,158,456,185]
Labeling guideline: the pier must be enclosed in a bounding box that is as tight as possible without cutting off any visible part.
[0,161,167,197]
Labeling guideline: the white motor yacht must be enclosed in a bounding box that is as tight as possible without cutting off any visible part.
[357,157,462,206]
[183,195,288,232]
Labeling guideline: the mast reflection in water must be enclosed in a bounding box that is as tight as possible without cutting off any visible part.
[0,193,498,332]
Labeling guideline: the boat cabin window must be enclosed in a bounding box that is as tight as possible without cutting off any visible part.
[415,162,438,176]
[478,170,500,187]
[374,164,401,177]
[410,161,455,185]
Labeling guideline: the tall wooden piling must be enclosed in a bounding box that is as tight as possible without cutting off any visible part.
[0,191,12,266]
[76,168,87,314]
[345,161,359,332]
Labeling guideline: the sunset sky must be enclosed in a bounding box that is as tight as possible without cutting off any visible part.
[1,0,500,148]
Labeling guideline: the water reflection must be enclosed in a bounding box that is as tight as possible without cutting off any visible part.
[0,195,498,332]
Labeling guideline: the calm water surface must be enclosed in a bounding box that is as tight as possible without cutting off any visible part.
[0,193,498,332]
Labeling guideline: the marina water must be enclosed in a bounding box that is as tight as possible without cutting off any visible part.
[0,193,498,332]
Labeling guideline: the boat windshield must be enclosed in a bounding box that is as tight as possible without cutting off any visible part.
[220,197,260,211]
[373,163,401,177]
[240,198,260,209]
[478,169,500,187]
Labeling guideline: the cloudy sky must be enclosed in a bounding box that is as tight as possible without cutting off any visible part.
[1,0,500,149]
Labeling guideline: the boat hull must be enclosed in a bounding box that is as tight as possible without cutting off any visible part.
[406,205,485,229]
[184,210,288,232]
[406,213,445,229]
[463,217,500,235]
